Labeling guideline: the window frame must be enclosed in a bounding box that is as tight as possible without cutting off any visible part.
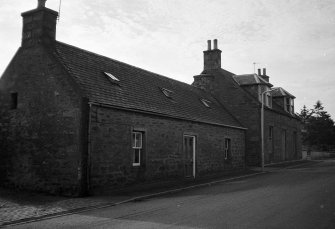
[200,98,211,108]
[285,97,290,112]
[290,99,294,113]
[160,87,173,98]
[266,93,272,108]
[132,131,143,166]
[224,138,231,161]
[104,71,120,82]
[284,97,295,113]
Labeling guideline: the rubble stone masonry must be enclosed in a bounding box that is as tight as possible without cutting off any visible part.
[0,45,85,196]
[88,105,245,193]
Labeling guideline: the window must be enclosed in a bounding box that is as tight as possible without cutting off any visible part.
[266,94,272,108]
[132,131,143,166]
[10,92,18,109]
[104,72,120,82]
[200,99,211,108]
[224,138,231,161]
[285,98,294,113]
[285,98,290,112]
[262,91,272,108]
[290,99,294,113]
[269,126,273,140]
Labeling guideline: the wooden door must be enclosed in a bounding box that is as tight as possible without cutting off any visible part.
[281,130,286,160]
[184,135,195,178]
[268,126,274,163]
[293,132,297,159]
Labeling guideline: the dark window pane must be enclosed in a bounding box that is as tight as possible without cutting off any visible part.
[134,149,140,164]
[11,93,18,109]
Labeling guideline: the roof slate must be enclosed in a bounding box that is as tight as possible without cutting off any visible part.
[271,87,296,98]
[233,74,273,87]
[52,41,243,129]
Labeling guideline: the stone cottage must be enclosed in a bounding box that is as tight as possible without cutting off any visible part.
[193,40,302,166]
[0,2,246,196]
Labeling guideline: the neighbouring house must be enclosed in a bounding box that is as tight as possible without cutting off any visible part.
[193,40,302,166]
[0,2,246,196]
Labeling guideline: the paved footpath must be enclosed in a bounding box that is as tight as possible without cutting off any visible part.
[0,160,316,227]
[0,189,131,227]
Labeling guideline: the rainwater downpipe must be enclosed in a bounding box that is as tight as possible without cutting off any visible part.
[87,102,92,193]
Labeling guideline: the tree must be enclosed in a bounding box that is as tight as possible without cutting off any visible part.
[298,101,335,150]
[299,105,312,123]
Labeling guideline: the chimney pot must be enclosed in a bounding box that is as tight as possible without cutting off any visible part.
[207,40,211,50]
[214,39,218,49]
[257,68,261,76]
[263,68,267,76]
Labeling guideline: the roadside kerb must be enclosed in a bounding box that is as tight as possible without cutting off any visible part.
[265,160,321,171]
[1,171,266,228]
[265,159,308,167]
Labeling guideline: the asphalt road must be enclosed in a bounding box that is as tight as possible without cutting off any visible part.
[9,160,335,229]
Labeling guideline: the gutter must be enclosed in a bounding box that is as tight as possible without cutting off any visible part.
[87,101,247,131]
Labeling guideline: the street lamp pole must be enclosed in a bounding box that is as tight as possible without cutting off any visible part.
[261,89,274,171]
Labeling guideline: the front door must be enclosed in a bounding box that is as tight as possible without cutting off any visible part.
[268,126,274,163]
[184,135,196,178]
[281,130,286,161]
[293,132,297,159]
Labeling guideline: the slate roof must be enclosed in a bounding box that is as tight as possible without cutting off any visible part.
[52,41,244,129]
[270,87,296,98]
[233,74,273,87]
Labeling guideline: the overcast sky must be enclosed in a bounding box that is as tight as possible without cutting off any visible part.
[1,0,335,117]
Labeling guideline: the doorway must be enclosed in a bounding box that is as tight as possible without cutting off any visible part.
[183,135,196,178]
[281,130,286,160]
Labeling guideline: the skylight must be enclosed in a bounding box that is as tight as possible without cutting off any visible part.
[104,72,120,82]
[161,88,173,98]
[200,99,211,108]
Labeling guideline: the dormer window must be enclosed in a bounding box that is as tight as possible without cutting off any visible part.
[285,97,294,113]
[285,98,290,112]
[104,72,120,83]
[266,94,272,108]
[160,88,173,98]
[200,99,211,108]
[261,90,272,108]
[290,98,294,113]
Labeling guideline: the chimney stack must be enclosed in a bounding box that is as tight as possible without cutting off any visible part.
[259,68,270,82]
[203,39,222,71]
[38,0,47,8]
[21,0,58,47]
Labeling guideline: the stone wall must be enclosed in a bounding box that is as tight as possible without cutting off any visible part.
[192,70,302,166]
[193,71,261,166]
[264,109,302,163]
[0,45,85,196]
[88,105,245,193]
